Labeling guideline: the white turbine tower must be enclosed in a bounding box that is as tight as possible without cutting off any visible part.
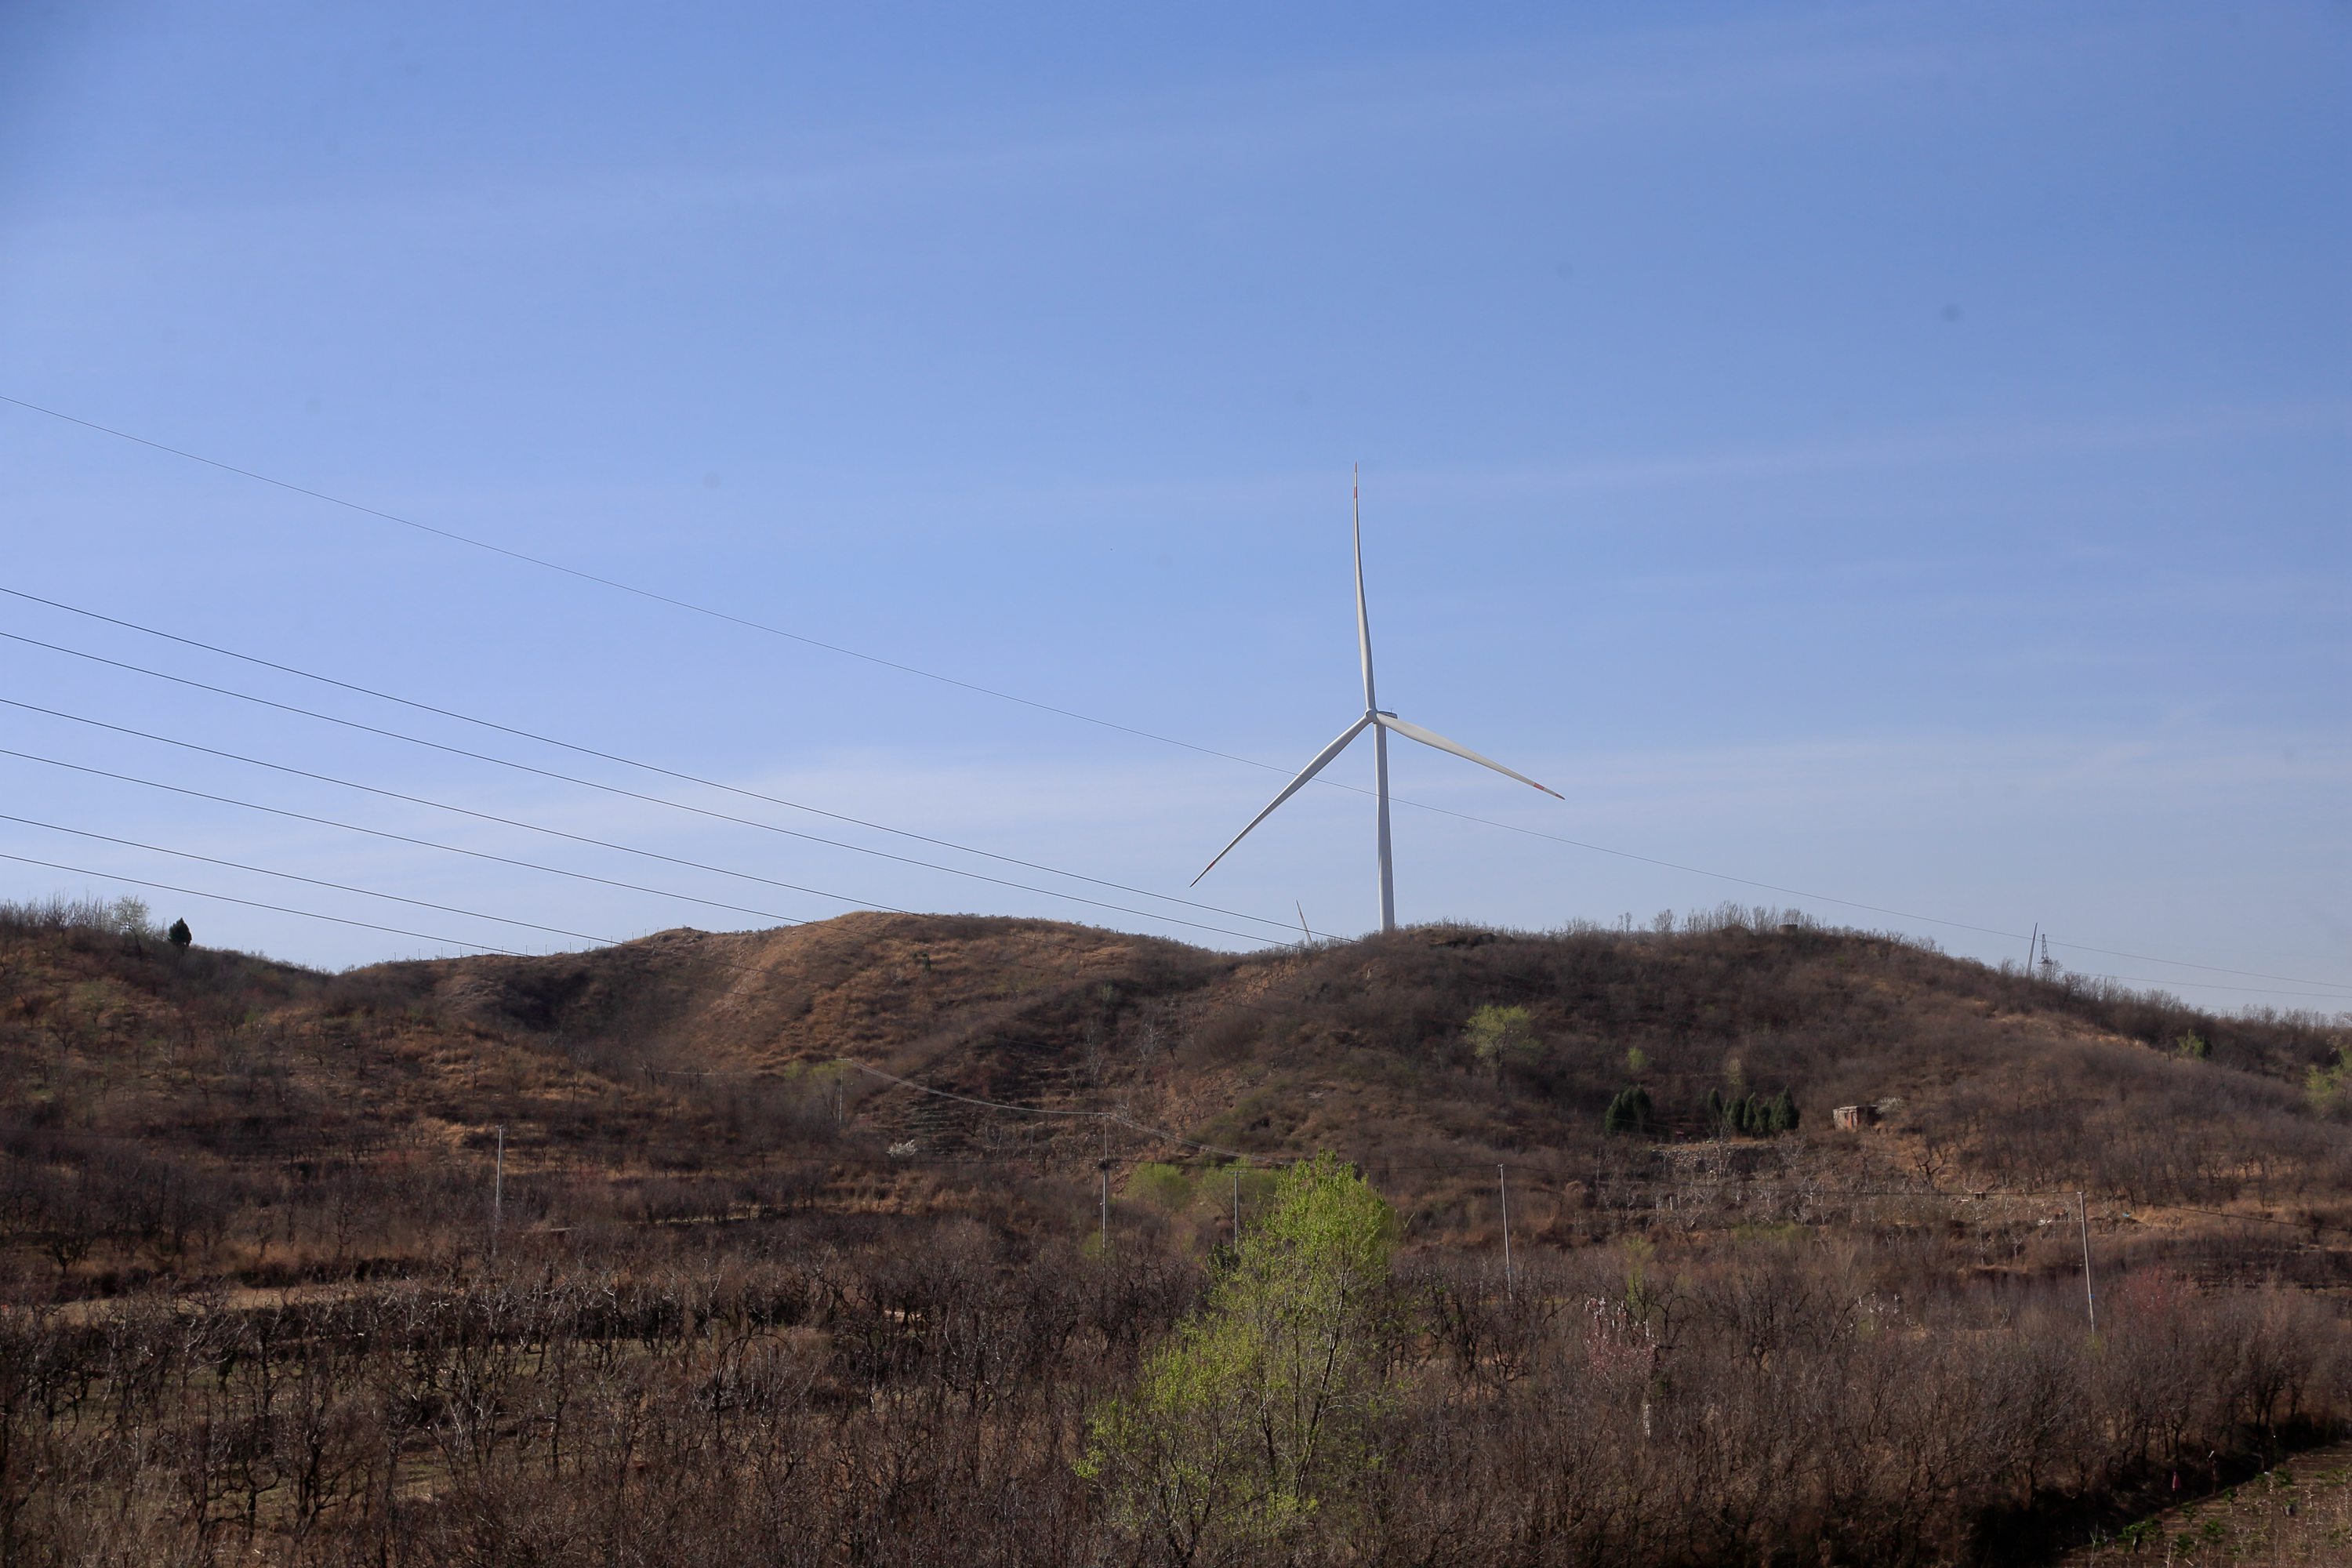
[1192,470,1563,933]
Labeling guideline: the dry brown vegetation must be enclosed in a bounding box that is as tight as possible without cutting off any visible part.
[2060,1440,2352,1563]
[3,895,2350,1564]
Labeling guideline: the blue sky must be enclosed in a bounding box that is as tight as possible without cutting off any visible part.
[1,2,2346,1009]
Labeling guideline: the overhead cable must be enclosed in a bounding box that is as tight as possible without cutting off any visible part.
[0,814,629,947]
[0,849,533,957]
[0,399,2053,940]
[0,584,1313,938]
[5,692,2343,1001]
[3,395,2338,993]
[0,696,912,919]
[0,633,1330,945]
[0,746,811,927]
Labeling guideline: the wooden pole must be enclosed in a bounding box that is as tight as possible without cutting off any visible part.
[1499,1163,1515,1302]
[492,1125,504,1258]
[2078,1190,2097,1330]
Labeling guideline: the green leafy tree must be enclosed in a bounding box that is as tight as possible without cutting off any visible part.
[166,918,191,951]
[1080,1154,1398,1558]
[1464,1004,1539,1070]
[2307,1048,2352,1116]
[2174,1031,2209,1061]
[1125,1162,1195,1215]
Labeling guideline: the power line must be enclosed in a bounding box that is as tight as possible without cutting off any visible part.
[0,746,813,929]
[0,696,1320,952]
[2,817,1045,1004]
[15,1115,2347,1245]
[14,633,2343,1001]
[3,708,2341,1007]
[0,393,1289,764]
[0,695,919,918]
[0,814,639,949]
[0,840,948,994]
[0,850,534,957]
[3,395,2032,942]
[2051,971,2352,1002]
[0,584,1315,940]
[3,399,2330,996]
[0,400,2060,938]
[0,633,1327,946]
[2038,940,2352,996]
[849,1062,1257,1162]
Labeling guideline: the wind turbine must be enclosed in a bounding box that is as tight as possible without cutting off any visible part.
[1192,470,1562,933]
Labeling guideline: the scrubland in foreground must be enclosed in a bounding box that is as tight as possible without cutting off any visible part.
[7,1185,2346,1566]
[3,896,2350,1564]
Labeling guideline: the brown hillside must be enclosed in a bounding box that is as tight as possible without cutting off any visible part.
[9,901,2352,1567]
[5,900,2347,1298]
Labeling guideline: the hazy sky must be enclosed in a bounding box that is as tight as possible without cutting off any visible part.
[2,2,2346,1010]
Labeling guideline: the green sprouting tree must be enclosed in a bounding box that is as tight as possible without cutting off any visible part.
[2175,1032,2210,1061]
[2307,1049,2352,1116]
[1080,1154,1398,1558]
[1604,1087,1654,1137]
[1125,1162,1195,1215]
[1465,1004,1539,1070]
[166,918,192,951]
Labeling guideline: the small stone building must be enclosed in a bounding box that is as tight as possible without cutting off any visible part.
[1832,1104,1880,1131]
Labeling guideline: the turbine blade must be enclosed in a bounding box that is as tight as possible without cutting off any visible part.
[1375,713,1563,799]
[1191,716,1372,884]
[1352,467,1377,713]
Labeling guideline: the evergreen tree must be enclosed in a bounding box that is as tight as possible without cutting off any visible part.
[166,918,191,951]
[1769,1089,1798,1134]
[1701,1087,1724,1133]
[1604,1087,1654,1137]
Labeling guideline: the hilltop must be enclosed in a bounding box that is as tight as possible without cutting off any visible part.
[3,899,2345,1294]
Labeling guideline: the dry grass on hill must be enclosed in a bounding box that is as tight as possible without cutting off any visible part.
[3,898,2347,1294]
[6,898,2352,1566]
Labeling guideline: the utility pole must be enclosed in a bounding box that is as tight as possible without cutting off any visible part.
[1098,1119,1111,1250]
[491,1125,504,1259]
[2078,1190,2097,1330]
[1232,1166,1242,1244]
[1498,1163,1515,1302]
[2026,922,2038,977]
